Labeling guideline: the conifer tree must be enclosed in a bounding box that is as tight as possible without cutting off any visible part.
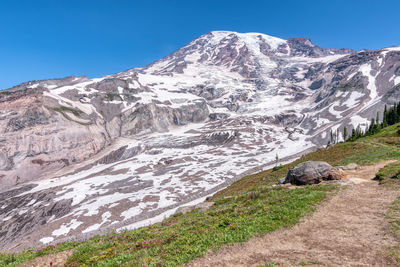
[376,111,379,125]
[383,105,388,127]
[368,118,375,135]
[336,128,340,143]
[334,103,400,144]
[394,103,400,123]
[347,127,356,141]
[397,102,400,118]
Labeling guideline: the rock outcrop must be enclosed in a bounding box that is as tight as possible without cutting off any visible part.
[285,161,344,185]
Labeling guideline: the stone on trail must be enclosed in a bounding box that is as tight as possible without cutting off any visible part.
[285,161,344,185]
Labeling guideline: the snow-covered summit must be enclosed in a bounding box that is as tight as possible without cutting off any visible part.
[206,31,287,50]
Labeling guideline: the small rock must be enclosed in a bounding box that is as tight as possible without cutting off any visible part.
[277,178,286,184]
[336,163,358,170]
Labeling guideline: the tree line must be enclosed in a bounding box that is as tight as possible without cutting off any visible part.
[328,102,400,145]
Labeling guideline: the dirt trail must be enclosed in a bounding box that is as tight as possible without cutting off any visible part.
[185,160,400,267]
[18,250,73,267]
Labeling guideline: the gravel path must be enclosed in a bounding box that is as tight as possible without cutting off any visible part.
[185,161,400,267]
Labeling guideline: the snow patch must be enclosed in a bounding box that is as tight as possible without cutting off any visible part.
[3,215,12,222]
[40,237,54,244]
[342,91,364,109]
[52,219,83,237]
[82,212,112,234]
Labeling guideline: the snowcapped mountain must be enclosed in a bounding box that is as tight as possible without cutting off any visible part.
[1,31,399,251]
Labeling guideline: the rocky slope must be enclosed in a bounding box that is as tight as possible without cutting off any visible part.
[0,31,399,251]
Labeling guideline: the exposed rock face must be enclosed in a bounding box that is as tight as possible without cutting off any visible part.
[285,161,344,185]
[2,31,399,191]
[121,100,209,136]
[0,88,115,189]
[0,31,399,251]
[0,189,72,248]
[287,37,355,57]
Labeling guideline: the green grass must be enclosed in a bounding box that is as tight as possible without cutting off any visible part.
[53,106,83,117]
[373,123,400,262]
[388,199,400,238]
[337,82,364,91]
[258,263,280,267]
[386,198,400,263]
[0,242,78,267]
[51,106,92,126]
[0,185,337,267]
[367,124,400,186]
[0,90,12,96]
[272,165,284,171]
[376,161,400,183]
[62,185,336,266]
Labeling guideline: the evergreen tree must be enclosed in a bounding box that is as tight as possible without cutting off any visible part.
[397,102,400,119]
[383,105,388,127]
[367,118,372,135]
[342,103,400,144]
[376,112,379,125]
[356,124,362,138]
[337,128,340,143]
[368,118,378,135]
[394,103,400,123]
[350,128,356,141]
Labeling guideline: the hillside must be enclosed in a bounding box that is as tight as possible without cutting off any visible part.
[1,31,400,252]
[2,119,400,266]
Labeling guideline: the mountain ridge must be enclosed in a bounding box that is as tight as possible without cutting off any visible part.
[0,31,399,251]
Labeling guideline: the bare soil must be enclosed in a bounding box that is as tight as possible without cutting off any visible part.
[185,160,400,267]
[18,250,73,267]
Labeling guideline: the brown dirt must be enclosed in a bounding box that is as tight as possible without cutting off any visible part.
[185,160,400,267]
[18,250,73,267]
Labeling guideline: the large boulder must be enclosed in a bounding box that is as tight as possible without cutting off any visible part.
[285,161,344,185]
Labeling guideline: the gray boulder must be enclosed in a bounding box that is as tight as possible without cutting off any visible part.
[337,163,358,171]
[285,161,344,185]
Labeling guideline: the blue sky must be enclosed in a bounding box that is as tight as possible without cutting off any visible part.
[0,0,399,90]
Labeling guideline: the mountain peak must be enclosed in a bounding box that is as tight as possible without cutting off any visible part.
[287,37,355,57]
[203,31,287,50]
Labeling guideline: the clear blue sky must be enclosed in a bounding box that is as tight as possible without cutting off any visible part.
[1,0,399,90]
